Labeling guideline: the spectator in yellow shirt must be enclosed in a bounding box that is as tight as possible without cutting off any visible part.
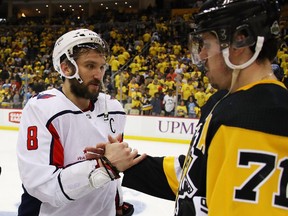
[181,78,194,103]
[110,57,120,74]
[176,100,188,118]
[128,77,139,99]
[194,87,206,107]
[129,59,141,74]
[131,96,142,112]
[147,79,160,97]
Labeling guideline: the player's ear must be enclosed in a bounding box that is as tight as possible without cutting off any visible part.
[60,62,73,76]
[229,33,250,57]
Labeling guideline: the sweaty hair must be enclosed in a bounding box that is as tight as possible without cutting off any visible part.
[253,37,280,63]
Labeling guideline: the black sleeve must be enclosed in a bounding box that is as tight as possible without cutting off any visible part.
[122,155,176,201]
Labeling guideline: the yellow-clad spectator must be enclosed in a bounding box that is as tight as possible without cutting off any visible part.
[110,28,117,40]
[191,67,202,78]
[156,59,169,74]
[122,70,130,80]
[182,69,191,81]
[6,56,15,66]
[114,73,125,89]
[205,87,216,102]
[0,35,7,46]
[173,41,182,55]
[169,59,178,69]
[23,63,33,73]
[128,77,139,98]
[115,85,128,104]
[194,87,206,107]
[190,77,200,94]
[134,55,145,65]
[143,31,152,43]
[161,83,168,93]
[202,75,210,89]
[4,47,12,56]
[0,85,5,95]
[176,100,188,118]
[149,42,158,56]
[279,50,288,64]
[129,59,142,74]
[164,76,175,90]
[157,45,167,58]
[277,48,285,63]
[134,38,144,53]
[194,106,201,118]
[182,78,194,102]
[111,43,121,55]
[131,96,142,112]
[117,53,126,66]
[131,87,142,102]
[147,79,160,97]
[122,50,130,61]
[110,57,120,74]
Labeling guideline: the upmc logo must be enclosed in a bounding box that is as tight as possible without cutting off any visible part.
[158,120,195,135]
[9,112,22,123]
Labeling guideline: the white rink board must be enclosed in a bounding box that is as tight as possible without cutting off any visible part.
[0,108,198,144]
[0,130,189,216]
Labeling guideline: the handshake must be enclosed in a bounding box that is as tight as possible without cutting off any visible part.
[84,134,146,174]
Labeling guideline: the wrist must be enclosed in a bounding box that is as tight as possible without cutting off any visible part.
[100,156,120,179]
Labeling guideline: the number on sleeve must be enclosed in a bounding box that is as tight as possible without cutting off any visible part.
[234,151,276,203]
[234,151,288,209]
[274,158,288,208]
[27,126,38,150]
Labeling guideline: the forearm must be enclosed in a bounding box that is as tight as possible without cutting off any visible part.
[122,155,176,201]
[20,160,100,207]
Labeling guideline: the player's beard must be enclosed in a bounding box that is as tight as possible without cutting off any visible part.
[69,78,102,101]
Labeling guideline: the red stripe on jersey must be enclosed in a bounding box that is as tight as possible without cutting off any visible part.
[47,123,64,167]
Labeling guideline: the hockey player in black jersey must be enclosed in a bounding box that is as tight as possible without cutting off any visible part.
[120,0,288,215]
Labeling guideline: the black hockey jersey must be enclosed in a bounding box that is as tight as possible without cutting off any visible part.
[123,80,288,215]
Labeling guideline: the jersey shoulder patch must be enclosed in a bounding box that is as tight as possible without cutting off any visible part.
[36,93,56,99]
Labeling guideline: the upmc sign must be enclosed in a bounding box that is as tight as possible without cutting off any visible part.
[158,120,194,135]
[125,115,198,143]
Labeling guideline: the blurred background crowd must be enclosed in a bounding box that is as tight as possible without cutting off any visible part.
[0,0,288,118]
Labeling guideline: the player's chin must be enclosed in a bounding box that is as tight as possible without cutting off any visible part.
[88,84,100,92]
[86,90,100,101]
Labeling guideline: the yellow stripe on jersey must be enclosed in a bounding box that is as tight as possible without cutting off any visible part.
[237,79,287,91]
[163,156,179,195]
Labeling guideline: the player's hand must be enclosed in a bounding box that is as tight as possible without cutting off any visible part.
[84,134,122,160]
[104,135,147,172]
[83,135,147,171]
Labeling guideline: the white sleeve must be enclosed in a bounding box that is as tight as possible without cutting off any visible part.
[17,101,99,207]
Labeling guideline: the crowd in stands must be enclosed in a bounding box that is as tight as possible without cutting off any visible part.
[0,5,288,118]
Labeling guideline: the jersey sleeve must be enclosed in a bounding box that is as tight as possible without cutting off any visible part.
[17,100,98,207]
[122,154,185,201]
[206,124,288,215]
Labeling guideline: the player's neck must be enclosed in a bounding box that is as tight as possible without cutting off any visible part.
[230,60,277,92]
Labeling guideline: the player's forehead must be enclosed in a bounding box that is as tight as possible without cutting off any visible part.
[77,50,106,63]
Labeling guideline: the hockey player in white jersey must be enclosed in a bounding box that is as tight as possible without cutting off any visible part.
[16,28,146,216]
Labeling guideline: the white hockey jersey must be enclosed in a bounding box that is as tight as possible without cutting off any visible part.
[17,88,126,216]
